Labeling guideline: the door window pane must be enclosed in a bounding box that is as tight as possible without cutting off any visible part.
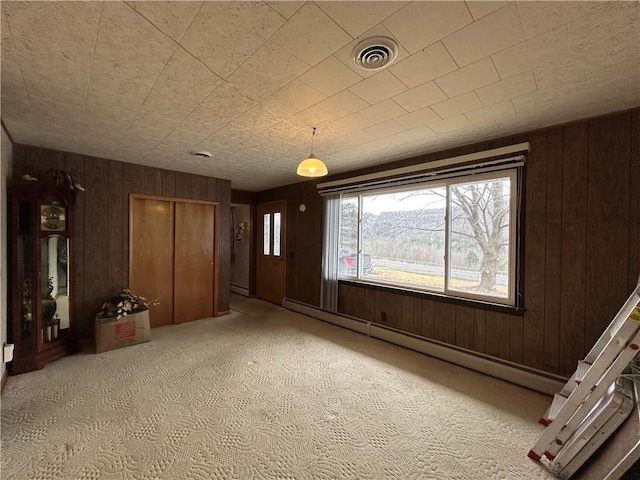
[263,213,270,256]
[273,213,281,256]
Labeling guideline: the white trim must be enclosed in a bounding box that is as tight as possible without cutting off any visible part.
[283,298,565,396]
[317,142,529,192]
[230,285,249,296]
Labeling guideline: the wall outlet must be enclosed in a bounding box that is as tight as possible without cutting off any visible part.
[3,343,14,363]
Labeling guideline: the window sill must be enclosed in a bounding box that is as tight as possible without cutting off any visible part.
[338,278,525,316]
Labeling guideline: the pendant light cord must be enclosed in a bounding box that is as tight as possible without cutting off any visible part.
[311,127,316,155]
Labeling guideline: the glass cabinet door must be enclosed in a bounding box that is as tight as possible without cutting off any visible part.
[41,235,70,342]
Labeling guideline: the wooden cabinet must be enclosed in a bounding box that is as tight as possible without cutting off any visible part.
[9,179,78,374]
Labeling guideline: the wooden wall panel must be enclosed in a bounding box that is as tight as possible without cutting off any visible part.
[420,298,435,338]
[455,305,475,350]
[630,111,640,290]
[402,296,414,334]
[485,312,510,360]
[409,298,421,335]
[108,161,124,296]
[559,122,589,376]
[473,309,486,353]
[543,127,563,372]
[217,179,231,313]
[83,157,110,340]
[509,315,524,365]
[585,113,631,353]
[434,302,455,345]
[11,146,231,340]
[162,170,176,197]
[522,130,548,370]
[175,172,192,199]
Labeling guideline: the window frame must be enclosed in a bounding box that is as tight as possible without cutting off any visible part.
[338,168,519,307]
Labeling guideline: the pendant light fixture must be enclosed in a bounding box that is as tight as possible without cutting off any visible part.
[297,127,328,177]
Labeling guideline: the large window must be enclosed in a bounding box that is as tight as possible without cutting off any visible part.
[338,170,517,305]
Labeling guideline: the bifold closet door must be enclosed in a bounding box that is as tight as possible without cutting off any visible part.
[130,198,175,328]
[173,202,214,323]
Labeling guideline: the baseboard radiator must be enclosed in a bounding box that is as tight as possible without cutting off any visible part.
[283,298,566,396]
[230,285,250,296]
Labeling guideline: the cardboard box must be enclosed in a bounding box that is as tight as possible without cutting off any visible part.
[95,309,151,354]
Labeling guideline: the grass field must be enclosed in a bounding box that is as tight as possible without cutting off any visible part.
[370,267,508,296]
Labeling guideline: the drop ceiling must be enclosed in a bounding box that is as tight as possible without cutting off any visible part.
[1,1,638,191]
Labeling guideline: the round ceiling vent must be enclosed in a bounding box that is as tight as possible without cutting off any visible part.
[192,151,212,159]
[352,36,399,71]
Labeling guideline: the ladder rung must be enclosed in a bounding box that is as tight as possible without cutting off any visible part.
[574,360,592,384]
[540,393,568,425]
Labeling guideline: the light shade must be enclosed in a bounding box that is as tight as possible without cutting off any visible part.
[297,154,328,177]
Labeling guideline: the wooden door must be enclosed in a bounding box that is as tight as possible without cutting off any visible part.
[174,202,214,323]
[257,200,286,304]
[130,198,175,328]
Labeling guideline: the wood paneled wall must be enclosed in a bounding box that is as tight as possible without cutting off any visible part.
[258,109,640,378]
[11,145,231,339]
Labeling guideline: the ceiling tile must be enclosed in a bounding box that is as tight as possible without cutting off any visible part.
[443,3,525,67]
[178,82,255,136]
[465,101,517,125]
[227,40,311,102]
[389,125,436,144]
[288,105,338,130]
[333,23,410,79]
[395,107,440,130]
[332,130,376,151]
[465,1,510,21]
[358,99,407,124]
[3,1,101,65]
[349,70,407,104]
[365,119,406,139]
[96,2,176,68]
[430,92,484,119]
[86,70,151,110]
[180,1,284,79]
[324,113,373,136]
[389,42,457,88]
[128,1,203,43]
[392,82,448,112]
[270,2,352,66]
[261,80,326,119]
[517,1,609,39]
[266,1,304,19]
[491,26,568,79]
[146,49,223,112]
[299,55,363,97]
[435,57,500,98]
[137,95,192,124]
[316,1,407,38]
[475,71,537,106]
[317,90,370,118]
[383,1,473,54]
[428,114,472,134]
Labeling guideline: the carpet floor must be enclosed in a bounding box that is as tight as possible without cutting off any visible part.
[2,299,558,479]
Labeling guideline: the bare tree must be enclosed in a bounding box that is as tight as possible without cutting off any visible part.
[450,180,509,292]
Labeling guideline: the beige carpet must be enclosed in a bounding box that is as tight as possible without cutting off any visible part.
[1,300,558,479]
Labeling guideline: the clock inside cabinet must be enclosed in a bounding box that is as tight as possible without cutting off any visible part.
[9,179,78,374]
